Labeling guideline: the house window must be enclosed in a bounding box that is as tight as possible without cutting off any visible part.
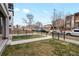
[8,4,13,9]
[9,25,11,27]
[9,16,11,20]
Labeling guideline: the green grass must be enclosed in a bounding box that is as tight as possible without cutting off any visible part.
[2,39,79,56]
[12,35,43,41]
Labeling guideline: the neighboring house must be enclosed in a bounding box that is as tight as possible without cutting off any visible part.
[0,3,14,55]
[53,18,64,30]
[74,12,79,29]
[65,15,74,30]
[65,12,79,30]
[12,25,21,34]
[12,25,34,34]
[23,25,36,33]
[54,19,64,30]
[43,24,52,31]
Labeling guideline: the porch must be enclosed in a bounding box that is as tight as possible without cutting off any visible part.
[0,3,10,55]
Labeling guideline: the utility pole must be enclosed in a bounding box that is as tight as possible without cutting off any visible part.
[63,15,66,40]
[52,9,56,39]
[57,12,61,40]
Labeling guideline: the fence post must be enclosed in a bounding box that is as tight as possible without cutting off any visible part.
[52,31,54,39]
[63,31,65,40]
[58,33,59,40]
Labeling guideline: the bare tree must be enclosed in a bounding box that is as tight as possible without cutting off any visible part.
[35,21,42,30]
[23,18,27,24]
[23,14,34,29]
[26,14,34,29]
[23,14,34,34]
[16,24,20,34]
[51,9,57,38]
[21,26,25,34]
[35,21,43,35]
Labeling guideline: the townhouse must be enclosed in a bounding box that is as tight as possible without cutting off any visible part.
[65,15,74,30]
[74,12,79,28]
[54,19,64,30]
[65,12,79,30]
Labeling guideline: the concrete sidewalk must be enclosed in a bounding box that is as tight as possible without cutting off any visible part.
[10,35,79,45]
[10,36,52,45]
[59,37,79,45]
[12,33,35,36]
[53,36,79,45]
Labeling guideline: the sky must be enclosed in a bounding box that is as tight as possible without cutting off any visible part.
[14,3,79,26]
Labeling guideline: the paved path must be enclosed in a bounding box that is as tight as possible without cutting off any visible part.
[12,33,35,36]
[59,37,79,45]
[10,35,79,45]
[11,33,43,36]
[10,36,52,45]
[53,36,79,45]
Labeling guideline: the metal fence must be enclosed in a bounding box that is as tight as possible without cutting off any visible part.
[51,31,79,41]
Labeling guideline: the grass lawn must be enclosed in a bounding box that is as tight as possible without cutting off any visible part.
[12,35,43,41]
[2,39,79,56]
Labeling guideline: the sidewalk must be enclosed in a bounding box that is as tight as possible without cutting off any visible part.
[59,37,79,45]
[10,35,79,45]
[10,36,52,45]
[11,33,45,36]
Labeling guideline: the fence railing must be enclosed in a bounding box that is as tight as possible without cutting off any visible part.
[51,31,79,41]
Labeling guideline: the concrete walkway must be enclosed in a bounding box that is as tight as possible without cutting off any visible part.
[12,33,36,36]
[59,37,79,45]
[10,36,52,45]
[11,33,43,36]
[10,35,79,45]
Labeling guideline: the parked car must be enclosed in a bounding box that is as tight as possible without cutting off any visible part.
[40,29,48,33]
[34,29,48,33]
[65,29,79,36]
[36,29,41,32]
